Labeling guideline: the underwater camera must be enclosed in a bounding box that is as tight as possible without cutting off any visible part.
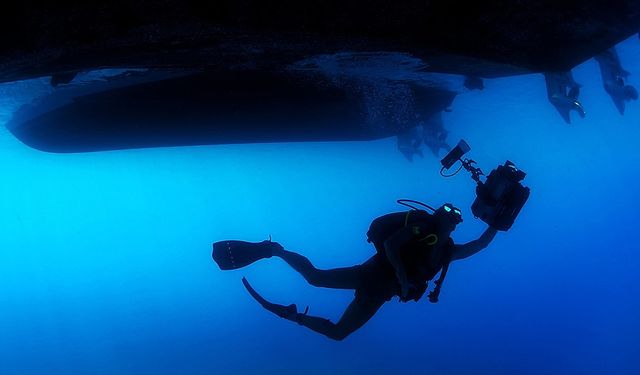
[440,140,530,231]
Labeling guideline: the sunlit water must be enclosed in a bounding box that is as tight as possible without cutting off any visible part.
[1,38,639,375]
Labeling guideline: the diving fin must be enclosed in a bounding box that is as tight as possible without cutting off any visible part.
[242,277,304,321]
[212,240,279,270]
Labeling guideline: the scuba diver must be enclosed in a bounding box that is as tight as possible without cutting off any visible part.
[213,203,498,341]
[594,47,638,115]
[396,112,451,161]
[396,126,423,162]
[213,140,529,341]
[544,70,586,124]
[422,112,451,157]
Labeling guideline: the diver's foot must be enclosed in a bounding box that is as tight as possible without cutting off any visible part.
[261,238,284,256]
[269,303,299,321]
[242,277,300,322]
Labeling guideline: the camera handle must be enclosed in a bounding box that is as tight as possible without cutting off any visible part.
[461,158,484,184]
[439,157,485,183]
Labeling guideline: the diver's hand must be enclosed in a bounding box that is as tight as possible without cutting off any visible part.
[399,278,418,299]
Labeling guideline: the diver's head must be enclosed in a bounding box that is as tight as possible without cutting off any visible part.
[434,203,463,232]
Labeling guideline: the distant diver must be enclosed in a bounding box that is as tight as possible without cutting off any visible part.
[396,112,451,161]
[422,112,451,157]
[397,126,423,162]
[213,204,498,341]
[594,47,638,114]
[544,71,586,124]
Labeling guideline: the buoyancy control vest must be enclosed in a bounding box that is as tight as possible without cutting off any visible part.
[366,210,453,303]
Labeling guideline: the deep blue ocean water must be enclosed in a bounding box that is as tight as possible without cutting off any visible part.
[1,38,639,375]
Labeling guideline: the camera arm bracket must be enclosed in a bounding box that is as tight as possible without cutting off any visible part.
[461,158,484,184]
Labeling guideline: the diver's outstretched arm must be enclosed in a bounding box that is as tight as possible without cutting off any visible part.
[451,226,498,261]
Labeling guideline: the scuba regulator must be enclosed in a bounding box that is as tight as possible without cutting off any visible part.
[440,140,530,231]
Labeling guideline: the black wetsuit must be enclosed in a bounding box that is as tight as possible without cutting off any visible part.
[356,237,453,302]
[239,210,460,340]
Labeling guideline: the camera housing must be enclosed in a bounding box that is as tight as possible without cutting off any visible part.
[471,161,530,230]
[440,141,530,231]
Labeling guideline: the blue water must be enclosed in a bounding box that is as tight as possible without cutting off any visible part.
[1,38,639,375]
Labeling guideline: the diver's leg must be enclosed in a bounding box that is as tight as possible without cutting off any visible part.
[273,248,363,289]
[296,297,386,341]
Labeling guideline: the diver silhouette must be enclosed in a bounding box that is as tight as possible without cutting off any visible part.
[595,47,638,115]
[544,70,586,124]
[213,203,498,341]
[397,112,452,161]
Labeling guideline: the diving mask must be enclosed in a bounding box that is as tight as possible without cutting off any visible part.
[442,204,463,224]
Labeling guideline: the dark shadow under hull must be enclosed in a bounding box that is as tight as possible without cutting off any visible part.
[7,71,456,153]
